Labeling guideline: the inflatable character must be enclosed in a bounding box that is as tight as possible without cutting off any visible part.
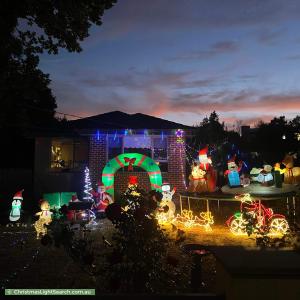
[257,165,274,186]
[274,163,286,188]
[224,156,242,187]
[157,182,176,222]
[92,182,113,218]
[9,190,24,222]
[188,162,208,193]
[250,167,263,182]
[198,147,217,192]
[282,153,300,184]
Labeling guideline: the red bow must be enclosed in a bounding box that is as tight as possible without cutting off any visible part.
[124,157,136,171]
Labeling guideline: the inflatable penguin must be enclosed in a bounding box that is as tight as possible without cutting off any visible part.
[9,190,24,222]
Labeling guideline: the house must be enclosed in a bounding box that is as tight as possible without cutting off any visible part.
[33,111,195,203]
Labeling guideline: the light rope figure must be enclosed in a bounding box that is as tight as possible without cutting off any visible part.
[226,193,289,236]
[156,182,176,225]
[34,200,53,239]
[173,209,214,231]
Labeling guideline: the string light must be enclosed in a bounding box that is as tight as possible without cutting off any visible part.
[179,143,187,189]
[173,209,214,231]
[175,129,184,144]
[226,193,289,236]
[83,166,93,202]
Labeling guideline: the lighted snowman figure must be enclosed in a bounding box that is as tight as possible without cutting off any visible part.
[158,182,177,222]
[9,190,24,222]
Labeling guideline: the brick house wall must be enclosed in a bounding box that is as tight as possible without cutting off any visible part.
[166,136,187,200]
[88,134,187,202]
[88,135,107,187]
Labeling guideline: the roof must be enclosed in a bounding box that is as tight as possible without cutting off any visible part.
[68,111,194,131]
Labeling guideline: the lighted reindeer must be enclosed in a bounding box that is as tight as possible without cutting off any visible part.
[282,153,300,185]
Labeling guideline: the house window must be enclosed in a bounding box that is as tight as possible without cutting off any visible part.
[108,136,123,160]
[153,137,168,172]
[50,138,88,171]
[123,136,152,172]
[123,136,152,157]
[107,135,168,172]
[153,137,167,160]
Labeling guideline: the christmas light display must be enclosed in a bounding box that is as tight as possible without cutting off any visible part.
[226,194,289,236]
[9,190,24,222]
[102,153,163,197]
[173,209,214,231]
[34,200,53,239]
[83,166,93,202]
[156,183,176,224]
[175,129,184,144]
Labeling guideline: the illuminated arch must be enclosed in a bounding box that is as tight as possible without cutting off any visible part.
[102,153,162,197]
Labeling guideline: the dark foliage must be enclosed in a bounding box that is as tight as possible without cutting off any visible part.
[100,190,192,294]
[0,0,116,131]
[42,189,192,294]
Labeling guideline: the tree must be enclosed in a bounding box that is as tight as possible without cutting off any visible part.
[0,0,117,131]
[0,59,57,132]
[1,0,117,65]
[250,116,298,164]
[0,1,117,168]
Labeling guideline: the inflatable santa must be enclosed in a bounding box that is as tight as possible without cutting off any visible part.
[198,147,217,192]
[92,182,113,217]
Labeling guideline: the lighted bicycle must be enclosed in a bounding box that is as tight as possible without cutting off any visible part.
[226,193,289,235]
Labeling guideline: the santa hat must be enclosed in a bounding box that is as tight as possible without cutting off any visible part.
[128,175,138,185]
[13,189,24,200]
[227,155,236,164]
[162,182,171,192]
[97,181,105,187]
[199,146,208,156]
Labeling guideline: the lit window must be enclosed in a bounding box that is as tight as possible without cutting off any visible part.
[50,138,88,170]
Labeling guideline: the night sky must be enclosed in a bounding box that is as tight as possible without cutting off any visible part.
[39,0,300,127]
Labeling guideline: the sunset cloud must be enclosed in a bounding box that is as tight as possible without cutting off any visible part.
[41,0,300,128]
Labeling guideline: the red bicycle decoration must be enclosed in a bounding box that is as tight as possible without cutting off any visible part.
[226,193,289,235]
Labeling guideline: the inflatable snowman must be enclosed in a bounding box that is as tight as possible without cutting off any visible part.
[158,182,177,221]
[9,190,24,222]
